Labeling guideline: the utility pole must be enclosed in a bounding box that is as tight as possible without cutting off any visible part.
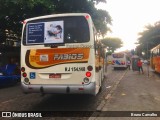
[147,42,149,77]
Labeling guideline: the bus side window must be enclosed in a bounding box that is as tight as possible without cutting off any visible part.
[94,33,98,55]
[99,45,105,58]
[154,51,156,57]
[158,48,160,56]
[22,27,26,45]
[95,44,99,55]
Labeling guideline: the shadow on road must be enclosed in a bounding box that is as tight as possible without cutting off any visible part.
[113,67,127,71]
[31,94,96,111]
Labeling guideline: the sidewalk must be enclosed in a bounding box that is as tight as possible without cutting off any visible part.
[90,65,160,120]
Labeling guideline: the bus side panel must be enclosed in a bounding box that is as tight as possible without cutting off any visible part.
[154,56,160,73]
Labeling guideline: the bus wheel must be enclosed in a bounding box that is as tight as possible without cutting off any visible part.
[99,74,103,92]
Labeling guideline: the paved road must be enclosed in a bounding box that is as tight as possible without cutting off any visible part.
[3,65,158,120]
[0,65,127,120]
[90,65,160,120]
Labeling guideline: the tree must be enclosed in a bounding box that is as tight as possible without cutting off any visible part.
[101,37,123,53]
[0,0,111,44]
[137,21,160,58]
[93,9,112,37]
[51,0,111,37]
[0,0,54,44]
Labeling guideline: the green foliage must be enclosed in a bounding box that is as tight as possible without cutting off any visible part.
[106,51,112,55]
[0,0,111,44]
[0,0,54,43]
[138,21,160,48]
[93,9,112,37]
[0,0,54,18]
[101,37,123,52]
[52,0,111,36]
[137,21,160,58]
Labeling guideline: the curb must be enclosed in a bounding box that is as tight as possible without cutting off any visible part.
[88,70,128,120]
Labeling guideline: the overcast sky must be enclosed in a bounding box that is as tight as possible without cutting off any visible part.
[96,0,160,52]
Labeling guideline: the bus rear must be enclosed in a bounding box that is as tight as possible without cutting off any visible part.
[150,44,160,73]
[21,13,103,95]
[111,53,128,69]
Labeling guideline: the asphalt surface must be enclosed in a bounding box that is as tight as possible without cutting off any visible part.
[1,65,159,120]
[90,65,160,120]
[0,65,126,120]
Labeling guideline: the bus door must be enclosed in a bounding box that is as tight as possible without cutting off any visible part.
[95,41,103,92]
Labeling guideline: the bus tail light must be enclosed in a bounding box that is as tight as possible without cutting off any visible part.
[22,72,27,77]
[87,65,93,71]
[79,88,84,90]
[21,67,25,72]
[86,71,91,77]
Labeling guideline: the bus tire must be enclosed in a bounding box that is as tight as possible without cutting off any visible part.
[99,86,102,92]
[99,73,103,93]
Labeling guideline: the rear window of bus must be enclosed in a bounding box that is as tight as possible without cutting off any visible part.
[112,53,124,58]
[22,16,90,45]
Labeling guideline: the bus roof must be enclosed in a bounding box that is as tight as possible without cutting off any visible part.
[23,13,91,23]
[150,44,160,52]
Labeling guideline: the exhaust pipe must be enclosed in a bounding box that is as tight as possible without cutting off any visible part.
[66,87,70,93]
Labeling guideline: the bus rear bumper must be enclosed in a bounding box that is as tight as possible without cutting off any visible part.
[21,82,96,95]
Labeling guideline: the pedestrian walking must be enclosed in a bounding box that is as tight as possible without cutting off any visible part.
[137,59,144,74]
[127,60,131,70]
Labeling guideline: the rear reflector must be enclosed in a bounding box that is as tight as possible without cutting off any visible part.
[28,87,33,90]
[79,88,84,90]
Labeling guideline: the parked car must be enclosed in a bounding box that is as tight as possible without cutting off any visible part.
[107,60,112,64]
[0,75,20,87]
[0,63,20,87]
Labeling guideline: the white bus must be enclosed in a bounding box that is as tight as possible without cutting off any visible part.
[21,13,105,95]
[111,52,129,69]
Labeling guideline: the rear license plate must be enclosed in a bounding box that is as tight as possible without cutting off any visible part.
[49,74,61,78]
